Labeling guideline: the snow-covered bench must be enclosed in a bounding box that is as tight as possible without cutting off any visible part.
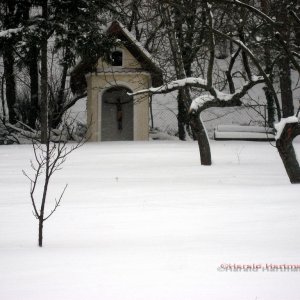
[213,125,275,141]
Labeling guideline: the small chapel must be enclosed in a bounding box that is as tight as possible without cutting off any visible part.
[70,21,163,141]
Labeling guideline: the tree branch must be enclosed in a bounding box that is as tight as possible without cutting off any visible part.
[226,48,241,93]
[289,10,300,26]
[191,77,264,113]
[212,28,281,121]
[44,184,68,221]
[205,1,215,88]
[56,92,87,125]
[275,33,300,74]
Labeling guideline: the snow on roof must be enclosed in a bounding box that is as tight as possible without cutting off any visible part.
[108,21,160,69]
[70,20,164,93]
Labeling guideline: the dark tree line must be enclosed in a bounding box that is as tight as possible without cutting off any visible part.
[0,0,114,141]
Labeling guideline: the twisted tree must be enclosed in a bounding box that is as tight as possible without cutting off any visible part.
[132,0,300,183]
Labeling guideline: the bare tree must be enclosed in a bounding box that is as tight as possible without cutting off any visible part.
[131,0,300,183]
[23,130,84,247]
[132,1,267,165]
[217,0,300,183]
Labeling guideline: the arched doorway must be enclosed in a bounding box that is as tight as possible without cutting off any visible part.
[101,86,134,141]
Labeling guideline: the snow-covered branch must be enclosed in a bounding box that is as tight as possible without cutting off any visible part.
[274,116,299,140]
[190,76,264,113]
[0,24,38,39]
[0,27,24,38]
[130,75,264,113]
[129,77,208,96]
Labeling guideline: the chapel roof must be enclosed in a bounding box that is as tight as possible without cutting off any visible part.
[70,20,163,94]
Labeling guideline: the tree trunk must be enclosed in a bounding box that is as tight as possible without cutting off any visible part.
[263,45,275,126]
[160,2,212,163]
[40,1,48,143]
[261,0,275,127]
[51,46,71,128]
[177,89,187,140]
[173,5,188,141]
[279,56,294,118]
[189,110,211,165]
[1,75,6,121]
[149,95,154,129]
[264,86,275,127]
[28,45,39,129]
[276,122,300,183]
[296,26,300,46]
[38,218,43,247]
[3,43,17,124]
[277,1,294,118]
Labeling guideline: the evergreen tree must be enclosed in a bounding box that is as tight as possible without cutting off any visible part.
[1,0,114,135]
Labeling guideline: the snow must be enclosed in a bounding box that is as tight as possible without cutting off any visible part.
[150,130,178,141]
[189,89,237,111]
[214,89,235,101]
[169,77,208,88]
[190,94,215,110]
[251,75,264,82]
[274,116,299,140]
[0,140,300,300]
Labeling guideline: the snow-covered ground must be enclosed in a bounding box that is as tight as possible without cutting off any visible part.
[0,140,300,300]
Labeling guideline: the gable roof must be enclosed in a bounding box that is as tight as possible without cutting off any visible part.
[70,21,163,95]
